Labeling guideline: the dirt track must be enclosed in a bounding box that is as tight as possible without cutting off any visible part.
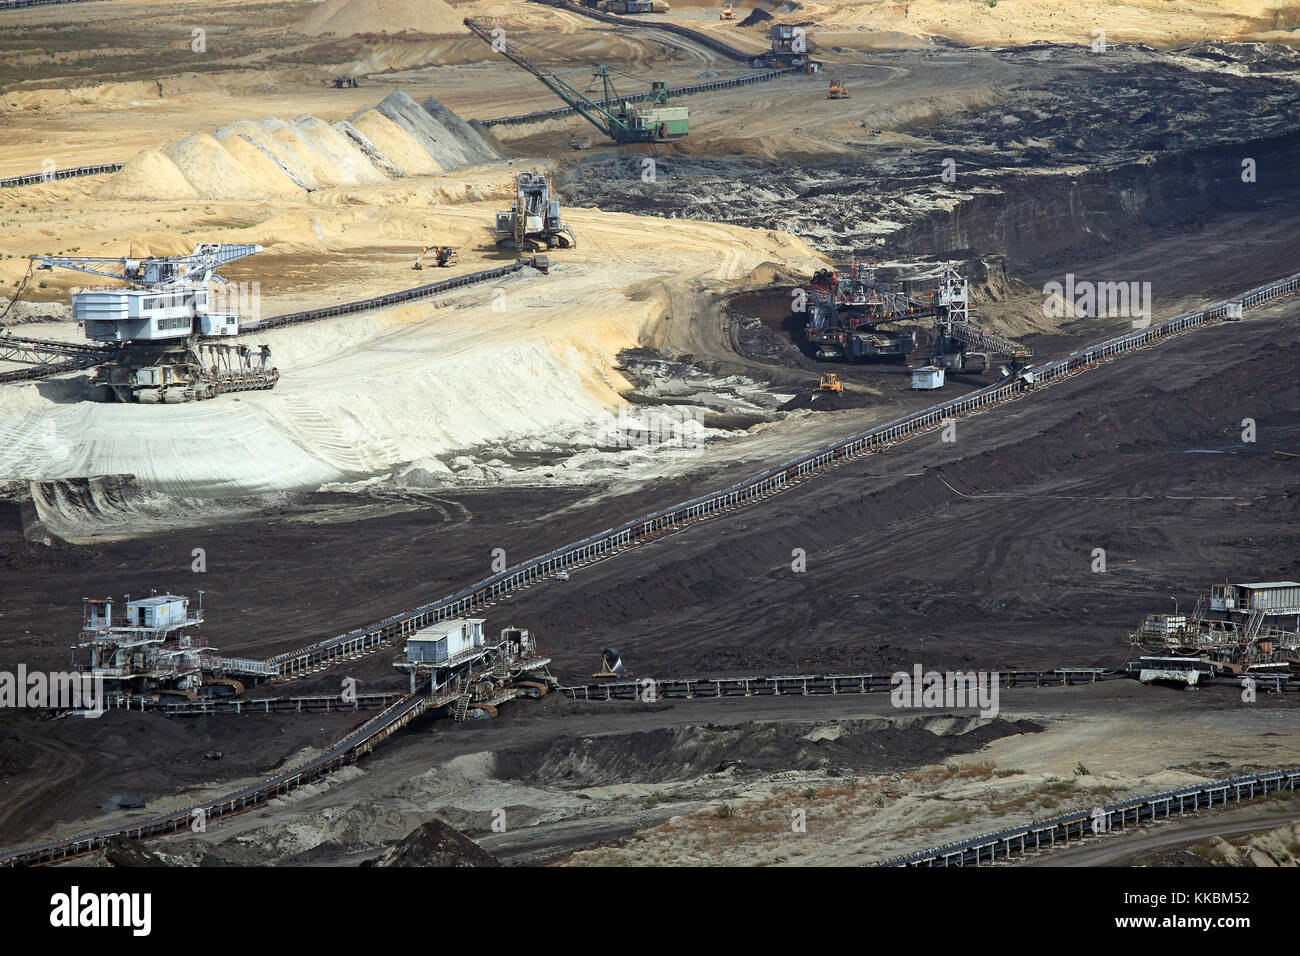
[1,280,1296,855]
[3,148,1299,857]
[1022,804,1300,867]
[1,0,1299,866]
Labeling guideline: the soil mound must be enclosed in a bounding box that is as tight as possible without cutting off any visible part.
[374,89,476,169]
[496,717,1043,787]
[296,0,465,37]
[421,95,500,166]
[97,148,199,201]
[165,133,292,201]
[349,108,443,176]
[364,818,503,867]
[100,835,167,867]
[99,93,498,200]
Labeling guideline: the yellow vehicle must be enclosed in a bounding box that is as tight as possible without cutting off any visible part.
[720,3,735,20]
[414,246,458,270]
[828,79,850,99]
[817,373,844,392]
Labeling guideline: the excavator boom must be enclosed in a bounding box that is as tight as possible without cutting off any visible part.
[463,18,685,143]
[34,243,262,290]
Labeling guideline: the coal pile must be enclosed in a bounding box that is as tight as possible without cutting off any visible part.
[364,818,502,867]
[100,835,167,868]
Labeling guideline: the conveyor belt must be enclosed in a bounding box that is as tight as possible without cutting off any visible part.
[99,692,405,716]
[880,769,1300,867]
[528,0,760,62]
[0,162,124,188]
[558,668,1118,700]
[0,680,447,867]
[263,270,1300,683]
[0,0,119,8]
[0,353,109,383]
[241,261,531,332]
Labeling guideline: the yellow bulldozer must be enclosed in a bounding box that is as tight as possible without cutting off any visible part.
[720,3,735,20]
[828,79,850,99]
[817,373,844,393]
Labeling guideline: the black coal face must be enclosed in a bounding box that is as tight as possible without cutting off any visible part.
[492,717,1044,787]
[561,44,1300,268]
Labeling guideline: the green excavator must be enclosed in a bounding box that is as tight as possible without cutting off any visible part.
[464,17,688,144]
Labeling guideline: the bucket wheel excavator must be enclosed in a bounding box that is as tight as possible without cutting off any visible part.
[494,172,577,253]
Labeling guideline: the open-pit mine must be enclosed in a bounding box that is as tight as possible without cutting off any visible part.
[0,0,1298,905]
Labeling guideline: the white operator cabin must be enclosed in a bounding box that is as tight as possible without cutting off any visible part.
[83,594,197,634]
[74,287,239,342]
[404,618,486,665]
[1210,581,1300,613]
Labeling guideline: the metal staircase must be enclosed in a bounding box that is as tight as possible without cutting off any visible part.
[452,688,473,722]
[1243,606,1268,643]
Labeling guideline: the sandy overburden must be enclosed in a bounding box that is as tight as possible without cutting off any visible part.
[295,0,467,37]
[99,91,499,202]
[0,200,822,498]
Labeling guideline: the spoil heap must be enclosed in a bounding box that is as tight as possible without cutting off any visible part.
[98,93,500,201]
[295,0,466,37]
[364,819,502,867]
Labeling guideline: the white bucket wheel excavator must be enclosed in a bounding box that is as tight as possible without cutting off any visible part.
[494,171,577,254]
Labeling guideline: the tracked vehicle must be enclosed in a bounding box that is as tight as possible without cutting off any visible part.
[34,244,277,403]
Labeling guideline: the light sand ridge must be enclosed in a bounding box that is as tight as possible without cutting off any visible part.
[97,91,499,202]
[295,0,468,37]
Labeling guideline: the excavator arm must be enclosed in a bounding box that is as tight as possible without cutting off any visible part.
[463,18,633,141]
[33,243,262,290]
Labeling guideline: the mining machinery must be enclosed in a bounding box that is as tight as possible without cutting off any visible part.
[762,24,819,71]
[414,245,458,270]
[495,172,577,252]
[828,78,850,99]
[925,264,1033,374]
[802,262,1030,371]
[395,621,554,719]
[804,261,935,363]
[596,0,669,11]
[0,260,119,385]
[464,17,689,143]
[79,592,275,700]
[593,647,628,678]
[26,244,278,403]
[720,3,735,20]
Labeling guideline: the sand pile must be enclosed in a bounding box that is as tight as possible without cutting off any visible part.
[331,121,405,178]
[214,120,316,190]
[295,0,466,37]
[348,108,443,176]
[162,133,290,201]
[96,148,199,201]
[420,95,499,166]
[207,133,306,200]
[292,116,393,186]
[374,90,477,170]
[97,93,500,201]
